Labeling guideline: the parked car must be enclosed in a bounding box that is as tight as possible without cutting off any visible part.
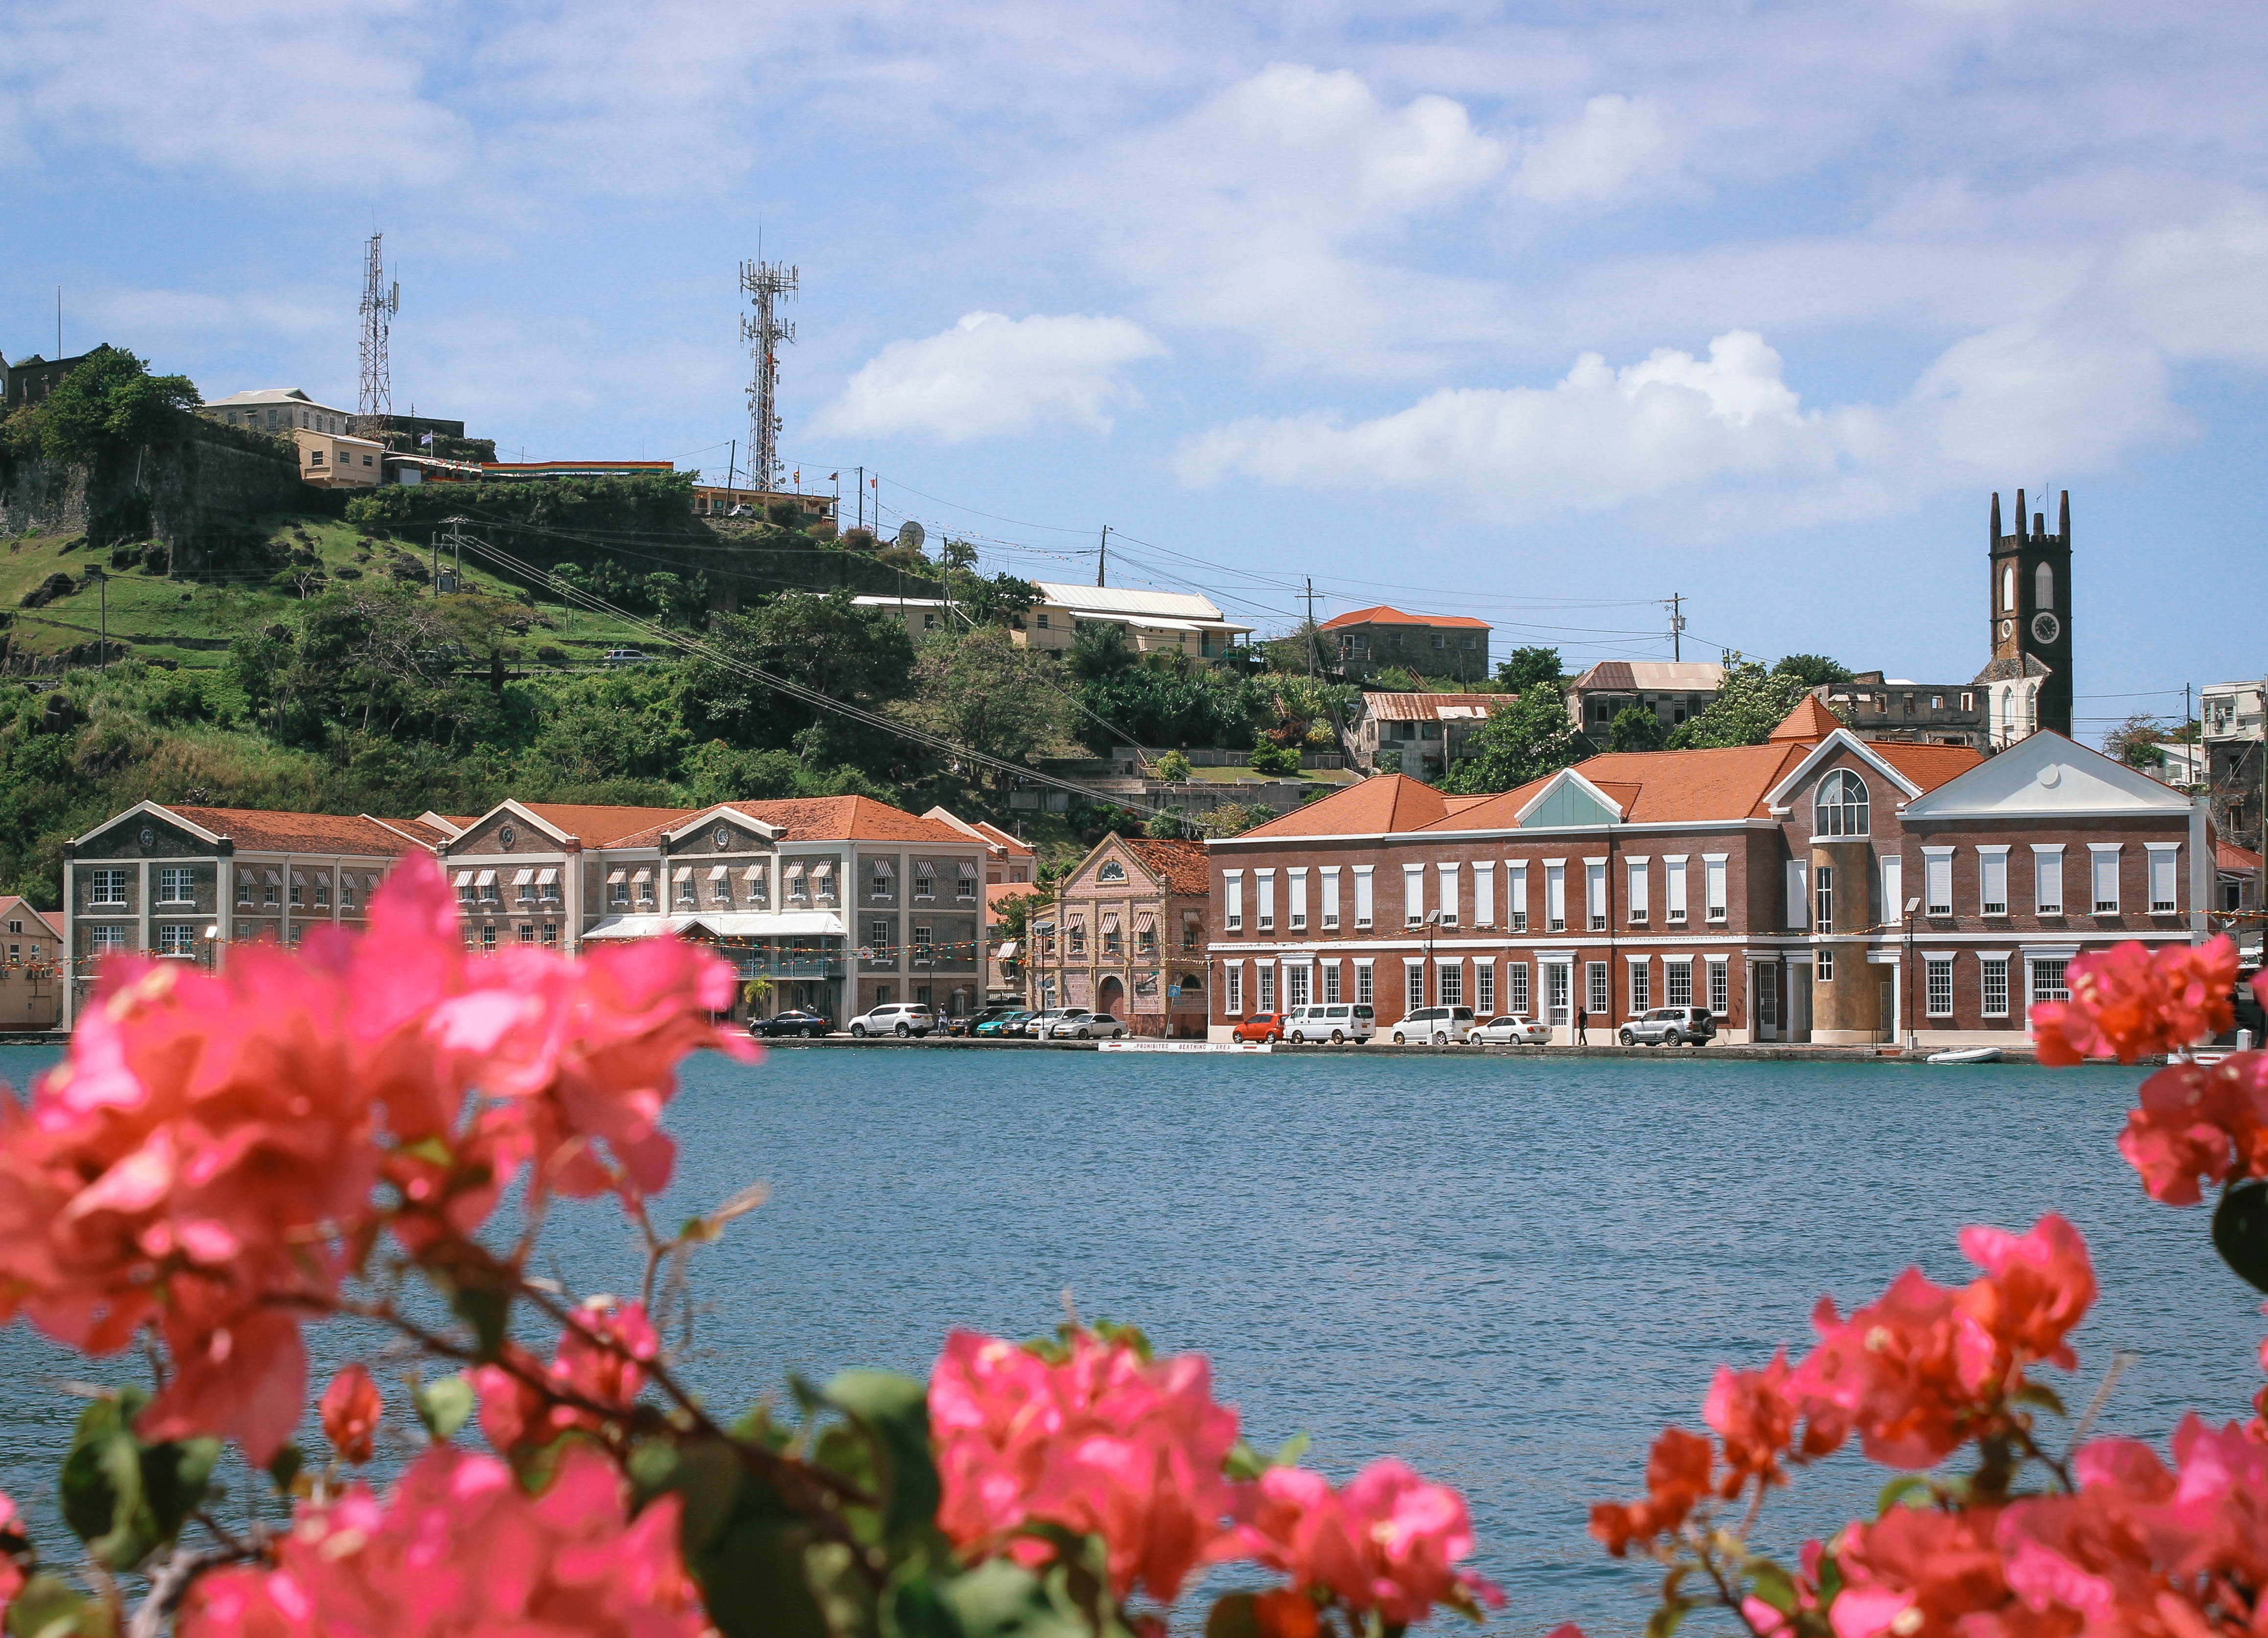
[1390,1006,1476,1045]
[1022,1007,1077,1039]
[1046,1012,1128,1040]
[848,1002,937,1038]
[602,647,648,667]
[1232,1012,1286,1044]
[1283,1003,1376,1044]
[973,1009,1033,1038]
[1619,1006,1718,1047]
[959,1005,1022,1037]
[749,1009,832,1040]
[1468,1014,1551,1046]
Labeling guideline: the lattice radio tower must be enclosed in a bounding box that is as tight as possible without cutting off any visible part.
[739,252,797,491]
[357,232,398,428]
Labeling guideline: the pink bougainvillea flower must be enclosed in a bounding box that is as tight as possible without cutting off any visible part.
[1241,1460,1502,1623]
[929,1328,1241,1602]
[549,1298,660,1426]
[1589,1427,1713,1555]
[1816,1505,2021,1638]
[2030,936,2237,1065]
[180,1442,706,1638]
[2118,1052,2268,1205]
[1703,1348,1824,1496]
[319,1364,384,1466]
[1954,1214,2096,1373]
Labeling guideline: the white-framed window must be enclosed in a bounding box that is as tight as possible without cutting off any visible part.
[1439,962,1462,1008]
[1664,856,1688,924]
[236,870,253,906]
[1587,961,1610,1015]
[1626,857,1649,922]
[519,923,538,944]
[1227,963,1243,1014]
[1507,962,1529,1015]
[870,861,894,900]
[2032,846,2064,915]
[1926,955,1955,1017]
[1436,862,1460,926]
[1707,958,1729,1016]
[1258,964,1275,1010]
[1979,847,2009,917]
[542,923,559,946]
[1628,957,1651,1013]
[1816,947,1834,982]
[1323,962,1342,1004]
[1880,854,1903,925]
[1586,860,1607,931]
[1224,871,1244,931]
[1508,861,1529,930]
[156,867,194,904]
[2090,846,2122,914]
[1981,957,2010,1018]
[340,877,358,911]
[1353,866,1374,929]
[1786,860,1809,929]
[90,925,128,953]
[2030,956,2071,1015]
[1287,964,1311,1009]
[1815,769,1869,836]
[1405,962,1425,1014]
[1403,864,1426,927]
[1545,961,1571,1024]
[157,924,196,957]
[313,877,329,908]
[1816,865,1835,932]
[1322,866,1341,929]
[1288,868,1309,930]
[2147,844,2179,914]
[1705,856,1729,923]
[1257,869,1277,931]
[89,869,128,906]
[1924,849,1954,917]
[1476,962,1494,1013]
[1665,959,1693,1009]
[1544,861,1567,932]
[957,862,978,900]
[1356,960,1374,1006]
[1473,861,1495,927]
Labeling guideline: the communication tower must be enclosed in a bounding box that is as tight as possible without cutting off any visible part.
[357,233,398,428]
[739,253,798,492]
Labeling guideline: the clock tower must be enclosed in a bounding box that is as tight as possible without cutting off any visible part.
[1987,488,2072,738]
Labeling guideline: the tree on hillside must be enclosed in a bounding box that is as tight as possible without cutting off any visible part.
[1260,621,1328,677]
[1666,656,1815,748]
[1496,646,1564,694]
[29,346,201,463]
[1243,673,1356,750]
[2103,713,2171,771]
[951,570,1042,628]
[1072,663,1251,753]
[1438,684,1586,793]
[681,590,916,764]
[1067,620,1133,682]
[1607,705,1667,753]
[902,626,1074,795]
[1366,665,1422,692]
[1772,653,1853,689]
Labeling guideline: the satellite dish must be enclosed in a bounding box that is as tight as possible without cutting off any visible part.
[896,520,926,552]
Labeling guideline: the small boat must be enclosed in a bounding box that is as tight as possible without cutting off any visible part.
[1927,1047,2004,1065]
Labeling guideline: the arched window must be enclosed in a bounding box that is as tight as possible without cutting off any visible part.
[1815,769,1869,837]
[2002,563,2015,612]
[2034,560,2054,612]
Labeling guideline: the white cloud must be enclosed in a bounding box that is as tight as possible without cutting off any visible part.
[1178,324,2184,538]
[1508,94,1672,205]
[809,312,1166,444]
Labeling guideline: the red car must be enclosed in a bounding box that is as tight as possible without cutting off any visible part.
[1233,1012,1286,1044]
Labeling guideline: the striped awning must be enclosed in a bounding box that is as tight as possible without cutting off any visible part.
[958,860,979,879]
[870,859,895,878]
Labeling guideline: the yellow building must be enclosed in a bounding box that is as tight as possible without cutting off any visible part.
[294,427,386,487]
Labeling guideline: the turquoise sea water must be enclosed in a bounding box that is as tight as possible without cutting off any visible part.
[0,1041,2253,1634]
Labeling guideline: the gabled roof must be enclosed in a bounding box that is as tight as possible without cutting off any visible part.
[158,805,421,856]
[1032,583,1234,624]
[1121,838,1209,896]
[1900,732,2195,821]
[1233,774,1449,840]
[659,806,785,845]
[1770,695,1845,742]
[371,816,461,848]
[490,803,695,848]
[1973,653,2053,685]
[2220,841,2264,874]
[923,807,1036,856]
[1568,660,1727,693]
[200,387,352,414]
[1423,743,1812,831]
[1320,604,1490,631]
[1361,692,1510,722]
[0,896,62,937]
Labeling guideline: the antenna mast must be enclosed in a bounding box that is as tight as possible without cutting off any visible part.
[357,232,398,431]
[739,251,798,492]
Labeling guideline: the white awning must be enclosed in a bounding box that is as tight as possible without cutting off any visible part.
[631,867,652,882]
[475,869,496,886]
[958,860,979,879]
[708,864,729,879]
[810,861,834,879]
[582,910,848,942]
[290,870,307,885]
[997,940,1019,961]
[453,871,474,888]
[265,870,282,885]
[741,865,765,881]
[580,915,671,941]
[607,868,626,884]
[784,863,805,879]
[915,860,935,877]
[514,869,535,884]
[672,865,693,881]
[870,859,895,878]
[536,868,558,885]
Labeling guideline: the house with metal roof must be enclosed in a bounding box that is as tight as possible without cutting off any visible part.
[1563,660,1726,738]
[197,387,356,437]
[1352,692,1513,779]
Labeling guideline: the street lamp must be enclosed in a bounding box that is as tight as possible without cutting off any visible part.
[1423,910,1442,1008]
[202,924,220,971]
[1902,896,1921,1051]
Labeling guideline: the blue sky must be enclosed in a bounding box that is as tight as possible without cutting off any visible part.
[4,1,2262,736]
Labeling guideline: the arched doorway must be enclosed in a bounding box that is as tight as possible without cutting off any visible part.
[1098,975,1125,1018]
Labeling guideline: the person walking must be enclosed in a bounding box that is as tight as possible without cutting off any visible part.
[1573,1002,1589,1046]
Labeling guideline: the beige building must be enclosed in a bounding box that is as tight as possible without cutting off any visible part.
[1565,660,1728,738]
[295,427,387,487]
[854,584,1252,663]
[1029,834,1211,1036]
[0,897,63,1031]
[200,387,355,436]
[1354,692,1513,779]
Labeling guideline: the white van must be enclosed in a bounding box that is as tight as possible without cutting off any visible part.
[1283,1003,1375,1044]
[1391,1006,1475,1045]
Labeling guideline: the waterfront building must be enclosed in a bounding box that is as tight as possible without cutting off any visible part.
[0,896,63,1030]
[1205,697,2207,1048]
[1030,834,1210,1037]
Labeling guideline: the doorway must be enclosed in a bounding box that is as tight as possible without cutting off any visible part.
[1754,965,1778,1041]
[1787,965,1813,1042]
[1098,975,1124,1017]
[1544,962,1571,1026]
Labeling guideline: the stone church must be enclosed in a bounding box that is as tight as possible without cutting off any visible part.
[1973,489,2073,749]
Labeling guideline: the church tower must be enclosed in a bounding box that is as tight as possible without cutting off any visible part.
[1986,489,2072,738]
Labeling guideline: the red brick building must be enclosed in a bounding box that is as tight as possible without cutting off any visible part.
[1206,699,2208,1047]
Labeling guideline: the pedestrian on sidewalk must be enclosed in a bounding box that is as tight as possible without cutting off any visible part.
[1573,1003,1588,1046]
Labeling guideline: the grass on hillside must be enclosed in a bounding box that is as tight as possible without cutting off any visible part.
[2,513,655,670]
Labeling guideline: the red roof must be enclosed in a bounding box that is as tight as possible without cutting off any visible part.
[165,806,422,856]
[514,805,700,847]
[612,797,972,848]
[2221,841,2264,873]
[1319,604,1490,632]
[1122,838,1210,895]
[1424,743,1813,829]
[1238,774,1450,838]
[1770,695,1845,742]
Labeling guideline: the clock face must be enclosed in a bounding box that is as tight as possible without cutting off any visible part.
[2030,612,2061,645]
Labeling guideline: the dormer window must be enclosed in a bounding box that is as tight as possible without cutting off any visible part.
[1814,769,1869,837]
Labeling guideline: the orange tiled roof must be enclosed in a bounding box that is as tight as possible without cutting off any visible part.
[1422,743,1813,830]
[1238,774,1449,838]
[1122,838,1210,896]
[2218,840,2263,873]
[611,797,972,848]
[372,816,460,847]
[1318,603,1490,631]
[513,804,698,847]
[1770,695,1846,742]
[1870,742,1987,790]
[166,806,421,856]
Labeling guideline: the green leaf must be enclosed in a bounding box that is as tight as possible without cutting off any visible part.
[1746,1560,1798,1616]
[1876,1475,1932,1516]
[806,1540,878,1638]
[1644,1598,1692,1638]
[449,1285,512,1361]
[265,1443,304,1494]
[1270,1431,1311,1469]
[416,1374,477,1441]
[2215,1179,2268,1294]
[139,1436,220,1547]
[7,1573,113,1638]
[1221,1441,1266,1483]
[934,1559,1093,1638]
[825,1370,941,1555]
[2012,1382,2068,1418]
[674,1454,828,1638]
[59,1401,140,1550]
[1204,1592,1262,1638]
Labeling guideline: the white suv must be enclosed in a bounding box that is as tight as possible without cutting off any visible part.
[1390,1006,1475,1045]
[849,1002,937,1038]
[1284,1003,1376,1044]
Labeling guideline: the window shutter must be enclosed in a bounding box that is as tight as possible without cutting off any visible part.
[1786,860,1808,929]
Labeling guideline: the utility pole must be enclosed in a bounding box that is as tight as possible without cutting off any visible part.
[1097,526,1110,589]
[856,466,865,534]
[1669,593,1684,661]
[726,438,737,493]
[739,252,798,491]
[1304,577,1318,685]
[89,566,107,669]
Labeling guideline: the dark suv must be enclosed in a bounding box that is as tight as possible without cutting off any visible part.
[1619,1006,1717,1047]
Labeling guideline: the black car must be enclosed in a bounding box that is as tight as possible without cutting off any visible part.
[750,1009,833,1039]
[957,1005,1024,1038]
